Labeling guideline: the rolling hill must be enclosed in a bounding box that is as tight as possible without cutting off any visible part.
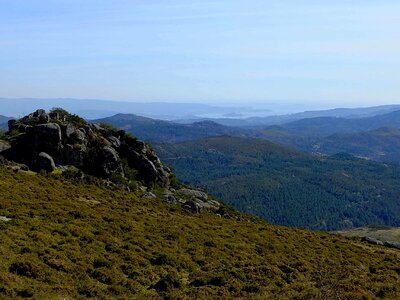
[94,113,262,143]
[156,136,400,231]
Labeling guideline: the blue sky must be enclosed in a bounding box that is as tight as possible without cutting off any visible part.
[0,0,399,107]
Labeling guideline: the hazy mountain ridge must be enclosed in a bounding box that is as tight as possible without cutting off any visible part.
[0,98,257,120]
[1,98,399,124]
[175,105,400,128]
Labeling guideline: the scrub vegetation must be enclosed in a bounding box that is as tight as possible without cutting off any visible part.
[0,167,399,299]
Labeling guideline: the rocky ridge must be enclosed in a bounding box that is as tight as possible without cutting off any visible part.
[0,109,220,213]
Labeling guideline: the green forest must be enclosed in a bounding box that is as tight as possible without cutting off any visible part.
[156,136,400,231]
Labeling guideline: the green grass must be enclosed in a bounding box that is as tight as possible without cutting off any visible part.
[0,166,399,299]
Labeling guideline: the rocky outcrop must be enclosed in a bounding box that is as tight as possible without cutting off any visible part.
[361,236,384,246]
[1,109,172,188]
[177,188,220,213]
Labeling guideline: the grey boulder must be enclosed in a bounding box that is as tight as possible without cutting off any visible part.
[177,188,208,201]
[142,192,157,199]
[36,152,56,172]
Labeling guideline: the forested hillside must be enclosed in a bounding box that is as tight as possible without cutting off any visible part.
[156,136,400,231]
[311,127,400,163]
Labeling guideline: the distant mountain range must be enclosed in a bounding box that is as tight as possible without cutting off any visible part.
[1,98,400,125]
[0,98,260,120]
[96,109,400,164]
[175,105,400,128]
[156,136,400,231]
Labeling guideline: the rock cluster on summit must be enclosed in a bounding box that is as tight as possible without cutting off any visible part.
[3,109,171,187]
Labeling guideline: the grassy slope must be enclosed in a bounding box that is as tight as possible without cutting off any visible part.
[0,167,399,299]
[339,225,400,244]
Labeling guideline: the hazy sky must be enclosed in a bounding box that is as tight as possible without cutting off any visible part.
[1,0,400,106]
